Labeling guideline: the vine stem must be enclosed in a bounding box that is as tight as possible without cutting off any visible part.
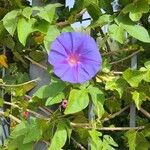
[3,101,48,120]
[71,137,86,150]
[56,8,87,27]
[102,105,129,122]
[0,111,21,123]
[140,108,150,119]
[24,56,47,70]
[70,122,144,131]
[0,78,40,87]
[110,50,140,65]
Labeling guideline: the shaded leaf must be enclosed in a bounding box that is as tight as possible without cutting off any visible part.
[34,79,66,99]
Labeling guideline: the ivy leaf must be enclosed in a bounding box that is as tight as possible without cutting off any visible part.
[122,0,149,21]
[46,92,65,106]
[89,14,112,28]
[64,89,89,114]
[17,17,36,46]
[23,119,42,144]
[88,86,105,118]
[89,130,102,150]
[3,10,20,36]
[115,14,150,43]
[22,7,32,19]
[103,135,118,149]
[108,24,125,44]
[125,130,137,150]
[36,3,62,23]
[123,68,145,87]
[129,12,142,22]
[101,58,111,73]
[44,25,60,52]
[48,123,67,150]
[0,54,8,68]
[123,24,150,43]
[105,78,127,98]
[84,0,101,20]
[0,98,4,107]
[34,79,66,99]
[131,91,147,110]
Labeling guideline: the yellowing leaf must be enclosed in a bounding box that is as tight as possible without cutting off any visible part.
[0,54,8,68]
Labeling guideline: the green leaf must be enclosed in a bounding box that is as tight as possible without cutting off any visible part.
[129,12,142,22]
[123,24,150,43]
[0,98,4,107]
[101,58,111,73]
[125,130,137,150]
[89,130,102,150]
[34,79,66,99]
[84,0,101,20]
[61,26,74,32]
[36,3,62,23]
[115,14,150,43]
[23,119,42,144]
[48,123,67,150]
[64,89,89,114]
[123,0,149,14]
[108,24,125,44]
[89,14,112,28]
[144,61,150,69]
[88,86,105,118]
[3,10,20,36]
[46,92,65,106]
[22,7,32,19]
[105,78,127,98]
[17,17,36,46]
[123,68,145,87]
[44,25,60,51]
[103,135,118,149]
[11,122,27,139]
[131,91,146,109]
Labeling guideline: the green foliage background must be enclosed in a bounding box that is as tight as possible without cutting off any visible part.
[0,0,150,149]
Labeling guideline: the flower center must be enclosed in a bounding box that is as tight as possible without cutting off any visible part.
[68,54,79,65]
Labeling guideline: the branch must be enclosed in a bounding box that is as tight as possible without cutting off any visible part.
[70,122,144,131]
[0,111,21,123]
[102,105,129,122]
[24,55,47,70]
[3,101,48,120]
[140,107,150,119]
[110,50,141,65]
[71,137,86,150]
[57,8,86,27]
[0,78,40,87]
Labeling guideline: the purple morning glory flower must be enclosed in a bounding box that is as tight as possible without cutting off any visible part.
[48,32,102,83]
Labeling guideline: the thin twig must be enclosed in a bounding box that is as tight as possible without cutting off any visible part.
[3,101,48,120]
[99,28,111,52]
[57,8,86,27]
[0,78,40,87]
[140,108,150,119]
[110,50,141,65]
[102,105,129,122]
[0,111,21,123]
[71,137,86,150]
[24,55,47,70]
[39,106,51,116]
[92,126,145,131]
[70,122,144,130]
